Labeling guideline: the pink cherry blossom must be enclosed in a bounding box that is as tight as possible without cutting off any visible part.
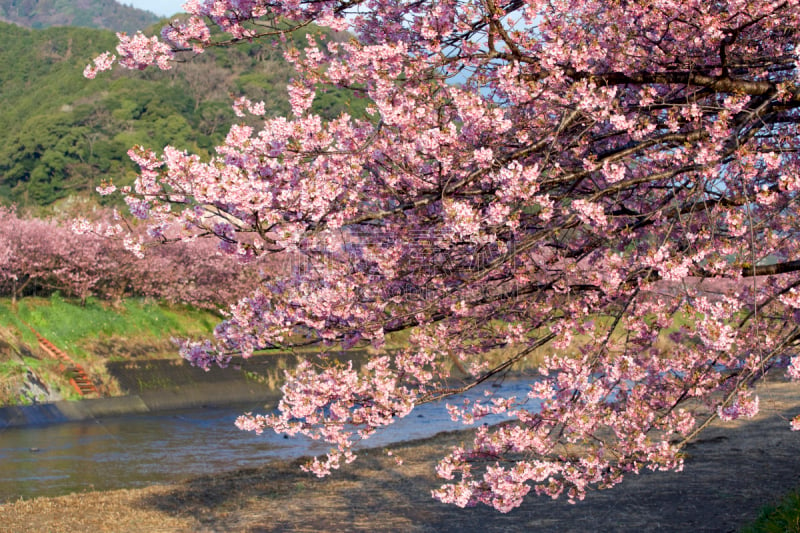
[85,0,800,512]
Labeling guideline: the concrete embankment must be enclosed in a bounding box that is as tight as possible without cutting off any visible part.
[0,351,327,428]
[0,383,282,428]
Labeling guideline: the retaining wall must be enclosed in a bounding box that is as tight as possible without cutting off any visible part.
[0,350,371,428]
[0,381,283,428]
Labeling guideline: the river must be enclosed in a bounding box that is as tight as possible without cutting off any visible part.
[0,378,538,502]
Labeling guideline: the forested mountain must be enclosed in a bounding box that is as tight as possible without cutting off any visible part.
[0,0,160,33]
[0,21,365,208]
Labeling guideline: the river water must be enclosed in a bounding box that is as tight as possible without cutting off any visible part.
[0,379,539,502]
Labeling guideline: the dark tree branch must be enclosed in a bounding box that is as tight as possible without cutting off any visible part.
[743,259,800,277]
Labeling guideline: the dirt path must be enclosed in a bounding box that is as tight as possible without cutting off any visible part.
[3,380,800,532]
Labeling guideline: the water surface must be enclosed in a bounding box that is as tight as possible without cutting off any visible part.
[0,379,538,501]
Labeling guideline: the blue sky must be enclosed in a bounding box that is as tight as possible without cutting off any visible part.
[126,1,186,18]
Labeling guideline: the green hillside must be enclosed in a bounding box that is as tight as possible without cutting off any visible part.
[0,20,366,208]
[0,0,160,33]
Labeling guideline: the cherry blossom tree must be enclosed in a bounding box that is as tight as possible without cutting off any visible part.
[0,207,77,302]
[86,0,800,511]
[0,207,264,308]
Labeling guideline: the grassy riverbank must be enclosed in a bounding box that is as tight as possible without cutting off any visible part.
[0,294,422,409]
[0,294,220,404]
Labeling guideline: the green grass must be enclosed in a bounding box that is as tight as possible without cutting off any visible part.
[0,294,222,403]
[0,358,27,376]
[0,293,219,361]
[742,489,800,532]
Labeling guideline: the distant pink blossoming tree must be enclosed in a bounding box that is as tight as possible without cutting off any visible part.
[0,207,266,309]
[88,0,800,511]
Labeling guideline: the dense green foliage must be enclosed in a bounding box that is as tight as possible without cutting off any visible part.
[0,0,160,33]
[0,20,367,208]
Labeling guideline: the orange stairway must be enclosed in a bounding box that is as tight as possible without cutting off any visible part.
[28,327,99,397]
